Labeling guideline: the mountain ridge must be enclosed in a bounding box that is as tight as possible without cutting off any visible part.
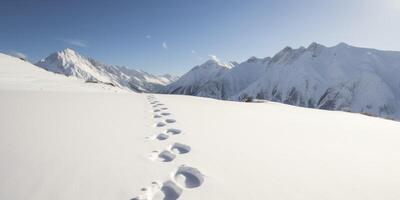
[163,42,400,120]
[35,48,177,92]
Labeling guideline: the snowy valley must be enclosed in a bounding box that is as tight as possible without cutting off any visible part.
[29,43,400,122]
[1,47,400,200]
[3,0,400,199]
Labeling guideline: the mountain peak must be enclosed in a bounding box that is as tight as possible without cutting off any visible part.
[63,48,75,52]
[282,46,293,52]
[246,56,262,63]
[203,55,221,65]
[203,58,219,66]
[272,46,294,61]
[307,42,325,50]
[35,49,175,92]
[338,42,349,46]
[209,55,219,62]
[40,48,82,63]
[199,55,233,69]
[335,42,350,48]
[58,48,79,56]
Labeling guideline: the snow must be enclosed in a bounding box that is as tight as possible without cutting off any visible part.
[237,42,400,119]
[2,53,400,200]
[196,56,271,99]
[162,57,234,95]
[0,53,119,93]
[164,42,400,121]
[35,49,176,92]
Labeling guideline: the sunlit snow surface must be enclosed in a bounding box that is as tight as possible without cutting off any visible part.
[1,53,400,200]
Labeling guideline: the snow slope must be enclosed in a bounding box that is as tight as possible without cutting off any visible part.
[164,42,400,121]
[196,56,270,99]
[2,53,400,200]
[236,43,400,120]
[36,49,176,92]
[162,56,236,95]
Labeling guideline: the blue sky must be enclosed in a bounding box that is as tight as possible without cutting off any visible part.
[1,0,399,75]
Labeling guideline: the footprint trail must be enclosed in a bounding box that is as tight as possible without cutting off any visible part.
[133,95,204,199]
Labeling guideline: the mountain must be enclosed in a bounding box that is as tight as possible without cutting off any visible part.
[195,56,270,99]
[159,74,179,83]
[35,48,176,92]
[162,56,237,95]
[3,51,400,200]
[163,42,400,120]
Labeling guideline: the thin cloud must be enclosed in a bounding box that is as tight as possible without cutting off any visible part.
[191,50,196,54]
[11,51,27,60]
[146,35,152,39]
[162,41,168,49]
[56,38,88,47]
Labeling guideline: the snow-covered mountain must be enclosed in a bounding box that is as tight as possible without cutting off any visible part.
[3,52,400,200]
[36,48,176,92]
[196,56,270,99]
[163,42,400,120]
[162,56,238,96]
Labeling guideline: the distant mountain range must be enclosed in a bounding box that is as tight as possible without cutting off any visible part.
[162,42,400,120]
[35,48,178,92]
[32,43,400,120]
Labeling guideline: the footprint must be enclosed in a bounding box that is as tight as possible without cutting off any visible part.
[133,181,182,200]
[156,133,169,141]
[151,101,159,105]
[160,108,168,110]
[154,109,161,113]
[165,119,176,124]
[170,143,191,154]
[166,128,181,135]
[159,181,183,200]
[174,165,204,188]
[148,133,169,141]
[155,122,166,127]
[132,181,175,200]
[161,112,171,116]
[153,114,162,118]
[157,150,176,162]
